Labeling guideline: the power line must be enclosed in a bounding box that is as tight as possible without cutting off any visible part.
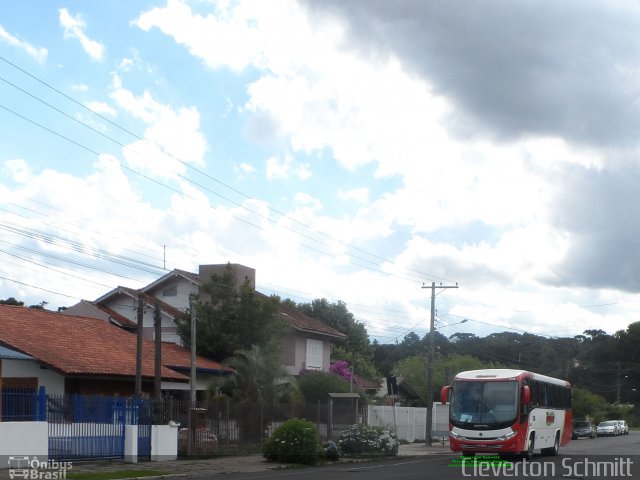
[0,55,455,285]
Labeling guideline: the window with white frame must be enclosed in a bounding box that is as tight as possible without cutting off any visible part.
[306,339,323,370]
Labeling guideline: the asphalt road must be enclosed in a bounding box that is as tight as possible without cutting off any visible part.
[191,432,640,480]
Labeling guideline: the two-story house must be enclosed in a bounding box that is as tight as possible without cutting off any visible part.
[67,263,346,375]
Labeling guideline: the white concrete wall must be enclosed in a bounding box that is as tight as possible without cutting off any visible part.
[124,425,138,463]
[2,359,65,395]
[0,422,48,469]
[367,404,450,442]
[151,425,178,461]
[118,425,180,463]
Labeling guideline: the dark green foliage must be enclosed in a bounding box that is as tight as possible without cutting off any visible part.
[0,297,24,306]
[297,371,351,403]
[297,299,370,354]
[263,418,319,465]
[323,440,339,461]
[295,299,379,380]
[338,424,398,456]
[375,321,640,421]
[177,264,284,362]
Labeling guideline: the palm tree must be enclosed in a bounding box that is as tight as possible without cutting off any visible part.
[220,345,300,443]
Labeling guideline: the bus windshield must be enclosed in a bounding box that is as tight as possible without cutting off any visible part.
[450,380,518,427]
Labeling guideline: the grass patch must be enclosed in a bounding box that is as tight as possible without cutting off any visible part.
[67,469,168,480]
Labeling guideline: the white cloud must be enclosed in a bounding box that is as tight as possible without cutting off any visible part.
[338,188,369,204]
[238,162,255,174]
[59,8,105,61]
[266,154,311,180]
[0,25,47,63]
[134,0,263,72]
[86,101,116,116]
[109,75,207,179]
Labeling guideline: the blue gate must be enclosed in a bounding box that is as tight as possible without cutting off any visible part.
[132,398,153,461]
[48,395,126,460]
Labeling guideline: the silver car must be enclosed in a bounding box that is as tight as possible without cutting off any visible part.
[596,420,617,436]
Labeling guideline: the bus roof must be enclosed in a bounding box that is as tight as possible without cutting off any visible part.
[453,369,570,387]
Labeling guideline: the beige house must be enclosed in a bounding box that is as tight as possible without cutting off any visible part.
[67,263,346,375]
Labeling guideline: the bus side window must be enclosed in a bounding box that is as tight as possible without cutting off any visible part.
[530,381,538,407]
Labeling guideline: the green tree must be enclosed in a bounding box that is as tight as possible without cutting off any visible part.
[571,387,610,424]
[0,297,24,306]
[297,299,370,356]
[296,298,378,380]
[219,345,299,443]
[394,353,492,405]
[331,344,379,382]
[178,264,284,362]
[222,345,295,404]
[297,371,351,403]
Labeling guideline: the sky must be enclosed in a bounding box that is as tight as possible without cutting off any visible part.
[1,0,640,344]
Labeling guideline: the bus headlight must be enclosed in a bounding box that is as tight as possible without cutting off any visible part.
[495,431,516,441]
[450,431,463,440]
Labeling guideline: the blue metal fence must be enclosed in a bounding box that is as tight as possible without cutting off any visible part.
[50,395,164,461]
[1,387,46,421]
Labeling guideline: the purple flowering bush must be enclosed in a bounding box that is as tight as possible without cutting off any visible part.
[329,360,354,383]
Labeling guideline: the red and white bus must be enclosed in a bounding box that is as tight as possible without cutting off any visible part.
[441,369,572,458]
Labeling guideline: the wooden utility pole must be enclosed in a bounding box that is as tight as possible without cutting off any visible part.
[422,281,458,446]
[154,301,162,400]
[188,296,197,456]
[135,293,144,396]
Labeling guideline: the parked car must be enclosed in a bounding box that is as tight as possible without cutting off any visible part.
[596,420,617,436]
[572,421,595,439]
[616,420,629,435]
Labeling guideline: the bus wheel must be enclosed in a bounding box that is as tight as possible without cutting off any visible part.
[541,432,560,456]
[524,434,535,460]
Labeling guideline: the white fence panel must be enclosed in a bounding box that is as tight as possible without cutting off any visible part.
[367,404,449,442]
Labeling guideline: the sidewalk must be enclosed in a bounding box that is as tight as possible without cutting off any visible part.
[49,442,451,478]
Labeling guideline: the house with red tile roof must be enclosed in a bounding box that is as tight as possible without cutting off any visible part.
[68,263,347,376]
[0,305,232,397]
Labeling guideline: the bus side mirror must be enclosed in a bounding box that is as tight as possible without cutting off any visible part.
[522,385,531,405]
[440,385,450,404]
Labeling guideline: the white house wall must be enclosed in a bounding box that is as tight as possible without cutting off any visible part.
[102,294,139,325]
[2,359,65,395]
[161,376,211,391]
[283,333,331,375]
[146,277,196,312]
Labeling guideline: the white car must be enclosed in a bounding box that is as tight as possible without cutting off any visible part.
[616,420,629,435]
[596,421,617,436]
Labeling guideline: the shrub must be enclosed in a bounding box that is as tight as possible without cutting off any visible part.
[297,371,350,403]
[263,418,319,465]
[323,440,339,461]
[338,424,398,456]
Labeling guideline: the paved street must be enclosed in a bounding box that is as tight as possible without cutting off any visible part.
[1,435,638,480]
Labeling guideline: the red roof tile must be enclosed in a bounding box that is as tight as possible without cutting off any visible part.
[276,302,347,339]
[160,342,231,373]
[0,305,230,380]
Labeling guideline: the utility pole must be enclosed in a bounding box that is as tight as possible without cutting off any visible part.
[154,301,162,400]
[422,281,458,446]
[135,293,144,396]
[188,296,197,456]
